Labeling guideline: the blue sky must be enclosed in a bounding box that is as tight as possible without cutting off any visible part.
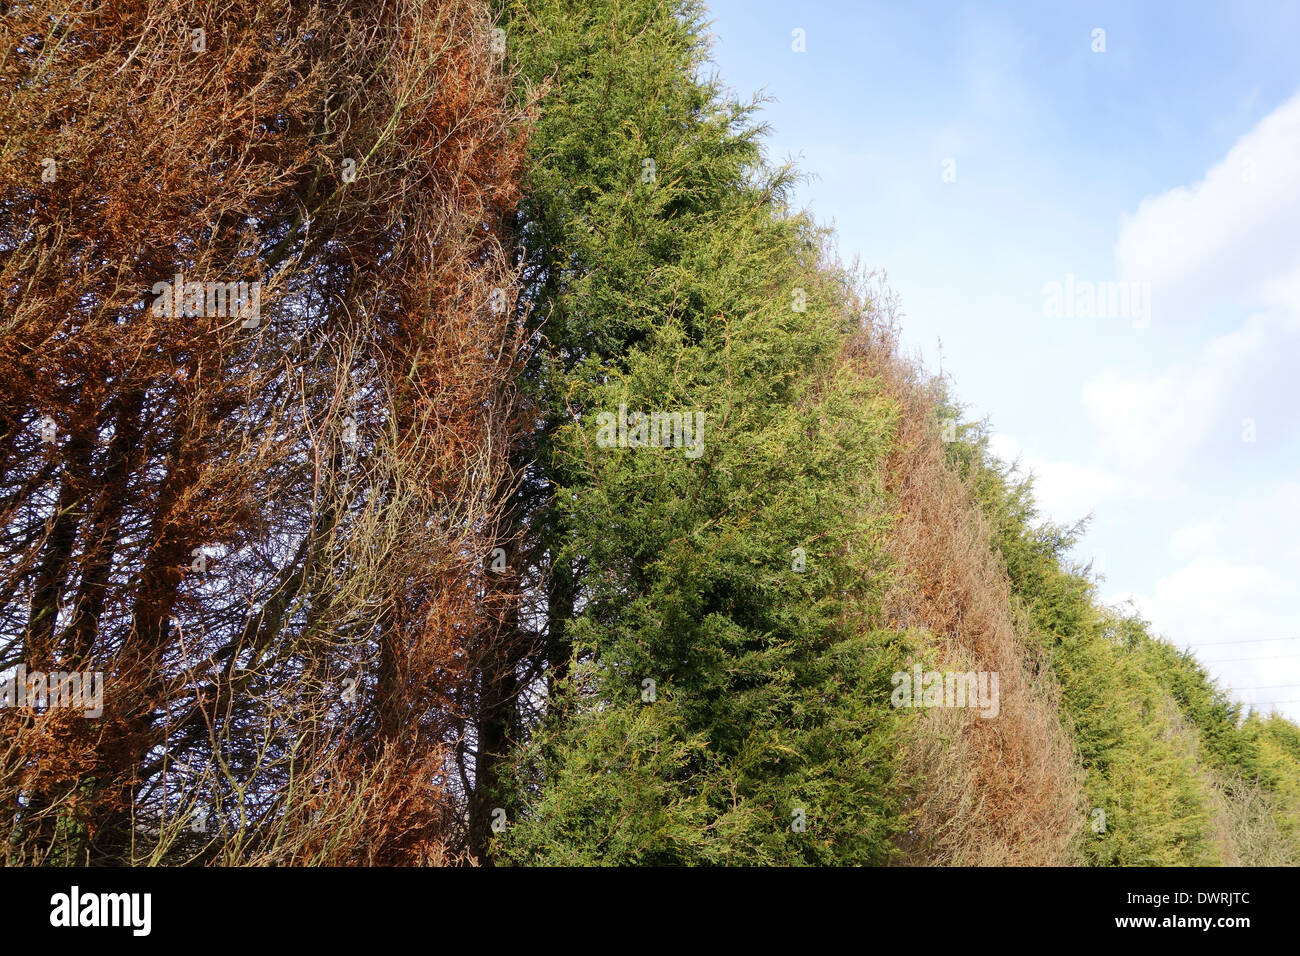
[705,0,1300,719]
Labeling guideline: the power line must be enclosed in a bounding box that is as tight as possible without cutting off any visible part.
[1200,652,1300,664]
[1246,699,1300,707]
[1184,636,1299,648]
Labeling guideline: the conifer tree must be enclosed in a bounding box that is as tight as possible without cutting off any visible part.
[1,0,529,865]
[496,0,911,864]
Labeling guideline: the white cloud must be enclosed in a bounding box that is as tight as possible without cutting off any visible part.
[1083,91,1300,475]
[1136,558,1292,644]
[1081,308,1300,473]
[988,432,1145,524]
[1124,561,1300,721]
[1169,520,1224,560]
[1115,89,1300,314]
[1122,483,1300,721]
[1091,92,1300,721]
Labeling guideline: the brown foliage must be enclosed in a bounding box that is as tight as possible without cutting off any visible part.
[1,0,531,864]
[845,281,1083,865]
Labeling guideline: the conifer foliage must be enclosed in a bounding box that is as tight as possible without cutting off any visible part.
[2,0,530,864]
[2,0,1297,868]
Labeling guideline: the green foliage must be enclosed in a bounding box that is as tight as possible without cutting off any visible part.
[493,0,1300,868]
[497,0,910,865]
[941,410,1300,865]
